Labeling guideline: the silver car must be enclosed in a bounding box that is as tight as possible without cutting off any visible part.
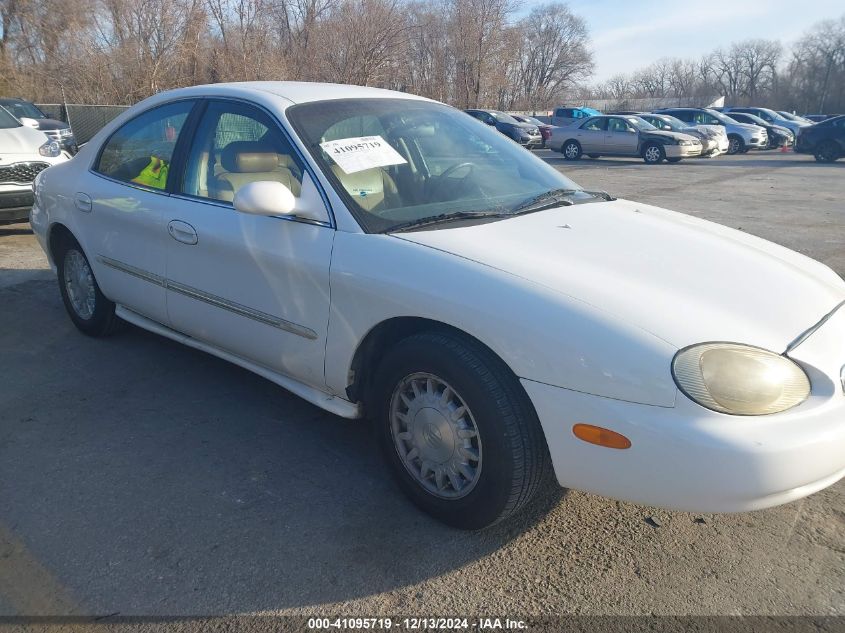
[639,113,729,156]
[656,108,768,154]
[549,115,702,164]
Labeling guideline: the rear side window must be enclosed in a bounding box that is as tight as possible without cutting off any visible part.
[581,118,607,131]
[95,100,195,190]
[556,108,572,118]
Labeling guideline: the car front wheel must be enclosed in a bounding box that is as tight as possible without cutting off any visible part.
[727,135,744,154]
[642,143,664,164]
[814,141,840,162]
[56,236,124,337]
[372,331,550,530]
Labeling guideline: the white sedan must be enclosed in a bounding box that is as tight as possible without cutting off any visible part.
[31,82,845,529]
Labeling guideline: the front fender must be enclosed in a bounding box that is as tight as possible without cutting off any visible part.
[325,232,678,407]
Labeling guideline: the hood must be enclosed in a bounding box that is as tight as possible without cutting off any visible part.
[0,125,49,155]
[396,199,845,352]
[728,121,765,132]
[643,130,698,143]
[33,118,70,131]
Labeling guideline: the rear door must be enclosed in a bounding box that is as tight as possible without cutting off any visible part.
[82,99,197,324]
[574,117,607,152]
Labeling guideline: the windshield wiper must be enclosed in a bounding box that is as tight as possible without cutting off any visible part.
[510,188,617,215]
[386,209,508,233]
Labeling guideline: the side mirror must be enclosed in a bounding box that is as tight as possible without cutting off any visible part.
[19,117,40,128]
[233,181,296,217]
[232,174,330,223]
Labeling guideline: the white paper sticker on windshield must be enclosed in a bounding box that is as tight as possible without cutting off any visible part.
[319,135,407,174]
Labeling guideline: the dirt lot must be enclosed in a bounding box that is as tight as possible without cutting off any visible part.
[0,151,843,618]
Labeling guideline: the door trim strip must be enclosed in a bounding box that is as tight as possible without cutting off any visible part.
[97,255,318,341]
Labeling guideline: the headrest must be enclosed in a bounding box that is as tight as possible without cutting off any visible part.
[221,141,279,173]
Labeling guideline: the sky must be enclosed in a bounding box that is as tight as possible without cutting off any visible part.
[521,0,845,82]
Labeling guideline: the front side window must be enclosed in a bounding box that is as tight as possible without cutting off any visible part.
[95,100,194,190]
[181,101,304,204]
[288,98,596,233]
[607,118,632,132]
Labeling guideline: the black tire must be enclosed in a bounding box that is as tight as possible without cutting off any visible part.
[727,135,744,155]
[814,141,840,163]
[56,235,124,337]
[562,140,582,161]
[666,157,682,163]
[642,143,665,164]
[587,154,601,159]
[371,331,550,530]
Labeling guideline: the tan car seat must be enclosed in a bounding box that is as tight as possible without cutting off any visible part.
[213,141,301,202]
[330,165,399,212]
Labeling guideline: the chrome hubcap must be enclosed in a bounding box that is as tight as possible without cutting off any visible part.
[729,139,740,153]
[645,146,660,162]
[64,250,96,320]
[389,372,482,499]
[564,143,578,158]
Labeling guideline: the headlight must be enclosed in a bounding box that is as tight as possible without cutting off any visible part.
[672,343,810,415]
[38,140,61,157]
[679,139,696,146]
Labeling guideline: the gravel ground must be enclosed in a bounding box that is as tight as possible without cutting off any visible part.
[0,151,843,619]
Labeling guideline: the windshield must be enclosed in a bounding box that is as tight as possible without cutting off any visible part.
[655,115,686,130]
[0,106,22,129]
[489,111,520,125]
[288,99,598,233]
[0,100,45,119]
[521,116,543,126]
[706,109,739,125]
[736,112,768,126]
[582,107,601,116]
[627,117,657,131]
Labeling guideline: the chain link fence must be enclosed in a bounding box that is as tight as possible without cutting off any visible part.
[35,104,130,145]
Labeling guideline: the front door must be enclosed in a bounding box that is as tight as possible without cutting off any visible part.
[164,99,334,389]
[605,117,639,154]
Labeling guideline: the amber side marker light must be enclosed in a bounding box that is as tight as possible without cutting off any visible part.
[572,424,631,449]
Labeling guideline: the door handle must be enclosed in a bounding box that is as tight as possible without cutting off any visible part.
[74,192,92,212]
[167,220,198,245]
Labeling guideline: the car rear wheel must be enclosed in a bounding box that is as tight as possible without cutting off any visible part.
[642,143,664,164]
[372,331,550,530]
[56,236,124,337]
[814,141,840,163]
[727,135,744,154]
[562,141,582,160]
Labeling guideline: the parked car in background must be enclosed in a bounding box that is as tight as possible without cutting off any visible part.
[510,114,553,148]
[655,108,767,154]
[638,113,729,157]
[722,106,810,137]
[0,98,77,154]
[465,109,542,148]
[0,106,68,223]
[777,111,814,125]
[548,114,702,164]
[549,106,601,127]
[803,114,837,123]
[607,111,646,116]
[794,115,845,162]
[726,112,794,149]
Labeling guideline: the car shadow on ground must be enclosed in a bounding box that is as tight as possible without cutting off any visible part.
[0,278,565,614]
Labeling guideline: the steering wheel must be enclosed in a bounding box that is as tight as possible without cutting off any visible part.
[428,162,476,200]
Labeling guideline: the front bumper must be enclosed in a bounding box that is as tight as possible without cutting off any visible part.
[745,134,769,149]
[518,135,544,149]
[0,189,34,223]
[523,306,845,512]
[665,144,702,158]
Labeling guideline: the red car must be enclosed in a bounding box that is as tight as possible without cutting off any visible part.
[511,114,553,147]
